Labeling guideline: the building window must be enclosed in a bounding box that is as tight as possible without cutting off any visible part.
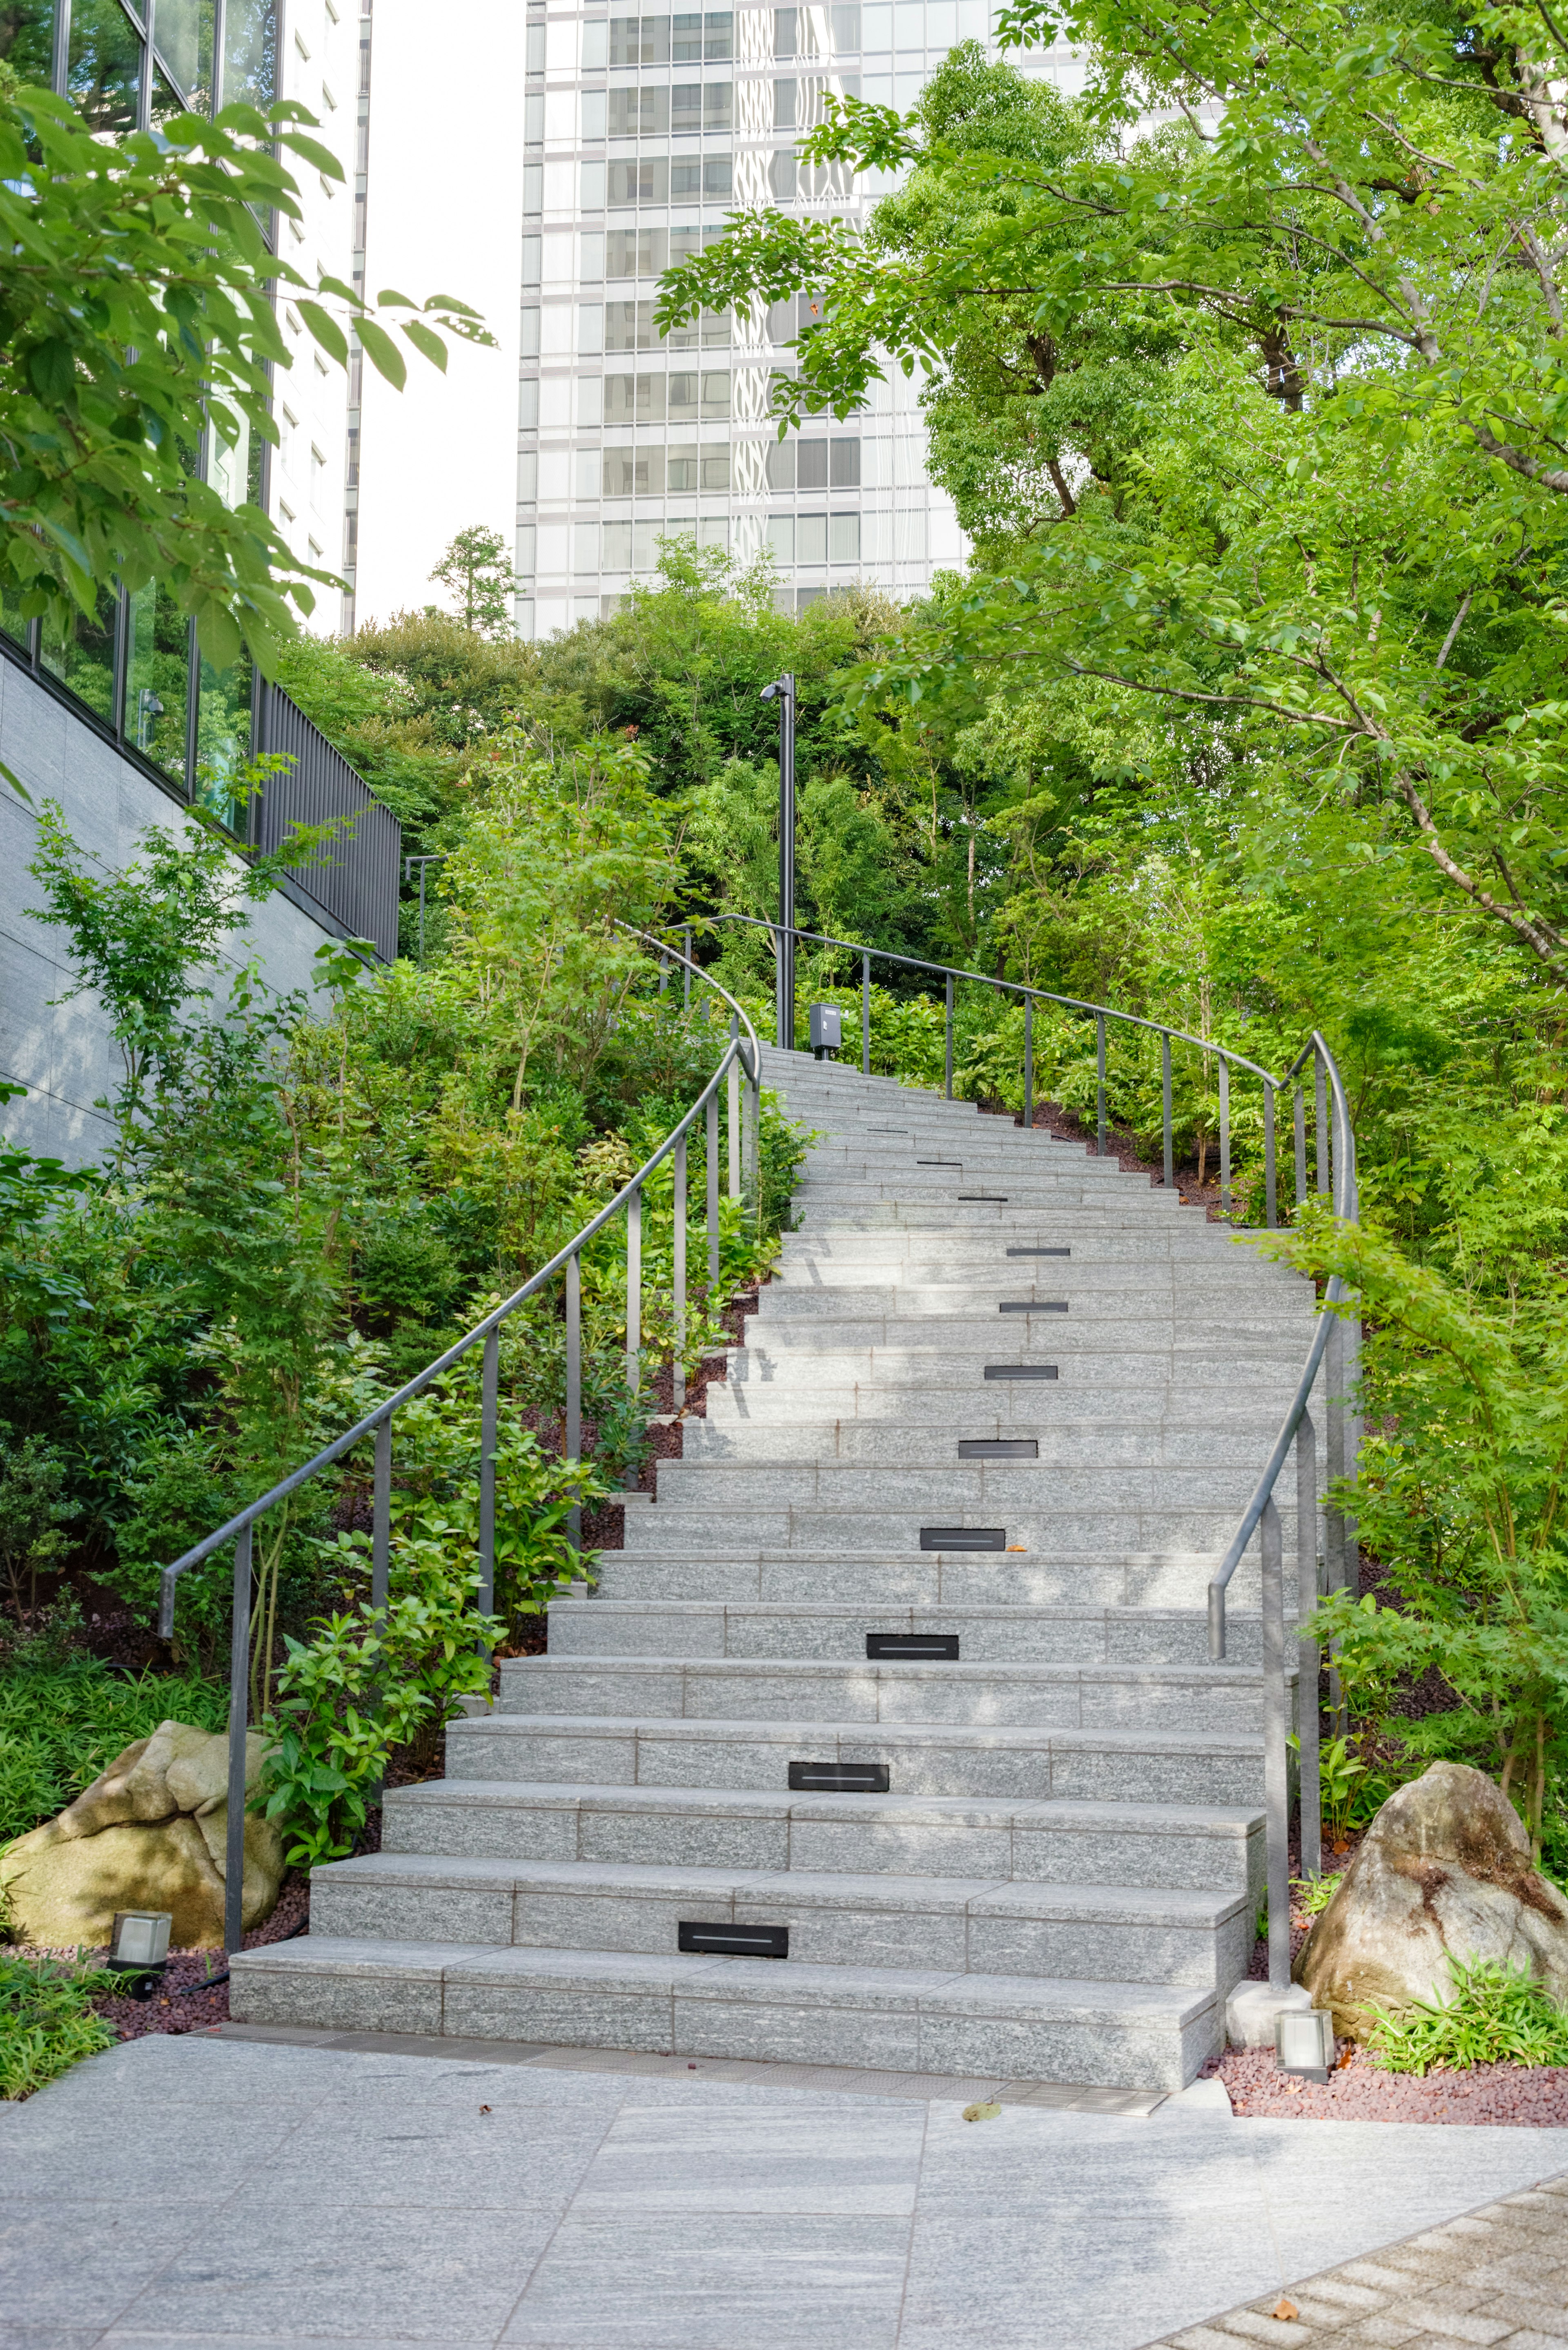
[830,511,860,562]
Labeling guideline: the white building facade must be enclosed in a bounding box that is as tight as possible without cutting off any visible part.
[517,0,1000,633]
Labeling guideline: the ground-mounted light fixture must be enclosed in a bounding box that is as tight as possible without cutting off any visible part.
[1274,2004,1335,2082]
[808,1004,842,1061]
[107,1911,172,1999]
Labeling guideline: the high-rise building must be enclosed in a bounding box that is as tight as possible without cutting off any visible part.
[516,0,1025,637]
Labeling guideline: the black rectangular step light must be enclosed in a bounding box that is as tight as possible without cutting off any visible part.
[985,1364,1058,1380]
[919,1526,1007,1551]
[866,1632,961,1659]
[1007,1246,1071,1256]
[958,1193,1009,1201]
[917,1158,962,1166]
[999,1300,1068,1312]
[678,1921,789,1958]
[958,1438,1039,1459]
[788,1761,891,1793]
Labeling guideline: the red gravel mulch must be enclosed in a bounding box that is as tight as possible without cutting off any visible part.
[18,1871,311,2043]
[1207,2041,1568,2125]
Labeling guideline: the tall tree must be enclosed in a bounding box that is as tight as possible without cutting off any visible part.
[429,525,519,638]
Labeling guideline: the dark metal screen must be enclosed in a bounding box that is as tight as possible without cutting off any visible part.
[254,684,402,960]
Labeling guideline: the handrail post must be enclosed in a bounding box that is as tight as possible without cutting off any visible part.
[744,1057,761,1239]
[1316,1057,1330,1197]
[372,1416,391,1627]
[861,950,871,1076]
[1162,1033,1173,1189]
[1294,1086,1307,1211]
[1264,1081,1277,1230]
[478,1327,498,1626]
[224,1521,252,1958]
[625,1184,642,1489]
[566,1250,582,1549]
[728,1019,741,1196]
[1218,1057,1230,1216]
[1023,995,1033,1129]
[1261,1492,1291,1991]
[1296,1406,1321,1879]
[673,1130,687,1412]
[1096,1014,1107,1156]
[706,1088,720,1291]
[682,924,691,1012]
[944,975,954,1100]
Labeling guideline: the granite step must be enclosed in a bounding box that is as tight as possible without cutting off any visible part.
[305,1853,1251,1991]
[587,1550,1288,1610]
[376,1779,1264,1891]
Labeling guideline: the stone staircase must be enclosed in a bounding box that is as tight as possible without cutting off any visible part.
[232,1043,1315,2089]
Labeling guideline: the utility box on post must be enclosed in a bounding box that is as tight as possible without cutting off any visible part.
[809,1005,842,1061]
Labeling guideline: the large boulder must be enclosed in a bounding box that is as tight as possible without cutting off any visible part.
[0,1720,282,1949]
[1296,1760,1568,2038]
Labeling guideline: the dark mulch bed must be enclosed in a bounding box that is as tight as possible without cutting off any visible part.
[19,1871,311,2043]
[1207,2039,1568,2123]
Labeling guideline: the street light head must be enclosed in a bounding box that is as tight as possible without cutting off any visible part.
[760,676,794,703]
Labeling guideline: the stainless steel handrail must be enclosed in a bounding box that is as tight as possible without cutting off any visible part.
[708,912,1361,1993]
[158,925,762,1955]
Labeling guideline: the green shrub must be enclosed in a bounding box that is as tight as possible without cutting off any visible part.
[1366,1956,1568,2075]
[0,1648,227,1852]
[0,1953,117,2097]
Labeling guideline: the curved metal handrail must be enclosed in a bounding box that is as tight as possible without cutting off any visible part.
[700,912,1361,1996]
[159,923,762,1954]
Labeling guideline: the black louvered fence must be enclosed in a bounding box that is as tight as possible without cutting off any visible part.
[252,683,403,960]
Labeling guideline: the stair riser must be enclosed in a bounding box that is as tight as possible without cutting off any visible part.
[379,1793,1262,1894]
[646,1467,1299,1510]
[543,1604,1264,1668]
[724,1351,1305,1386]
[308,1880,1249,1992]
[590,1558,1293,1610]
[700,1391,1291,1426]
[443,1725,1266,1807]
[497,1668,1265,1735]
[619,1508,1305,1556]
[229,1955,1218,2090]
[680,1428,1302,1466]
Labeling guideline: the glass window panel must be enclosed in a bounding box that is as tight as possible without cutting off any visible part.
[195,647,253,829]
[575,448,600,496]
[207,398,252,511]
[69,0,143,134]
[700,303,730,346]
[670,9,702,58]
[704,82,731,127]
[519,377,540,428]
[40,589,119,729]
[670,80,700,131]
[766,515,793,562]
[830,510,860,562]
[774,5,795,53]
[125,580,189,787]
[830,435,860,486]
[770,151,796,202]
[572,521,599,571]
[704,10,732,56]
[517,523,537,573]
[525,91,544,140]
[603,519,632,569]
[797,511,827,563]
[863,0,891,40]
[528,18,547,67]
[774,77,796,126]
[0,0,55,82]
[797,437,828,489]
[0,579,31,647]
[700,446,729,491]
[766,440,794,490]
[609,12,668,62]
[666,444,699,493]
[703,155,731,195]
[667,371,698,421]
[700,370,729,418]
[927,0,955,43]
[150,67,185,126]
[607,156,668,205]
[831,3,861,48]
[153,0,214,107]
[221,0,274,105]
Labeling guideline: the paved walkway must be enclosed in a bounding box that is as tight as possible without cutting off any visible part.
[2,2034,1567,2350]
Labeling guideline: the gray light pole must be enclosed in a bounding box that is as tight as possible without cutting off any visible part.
[761,673,796,1050]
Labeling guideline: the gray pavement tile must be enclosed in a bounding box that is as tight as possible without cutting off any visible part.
[116,2203,560,2341]
[0,2102,301,2203]
[0,2202,215,2328]
[0,2331,111,2350]
[499,2211,910,2348]
[244,2101,617,2211]
[567,2097,925,2215]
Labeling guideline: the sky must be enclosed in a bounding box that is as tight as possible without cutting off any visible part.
[354,0,523,624]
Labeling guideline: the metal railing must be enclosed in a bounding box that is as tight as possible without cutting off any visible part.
[719,912,1361,1988]
[156,928,762,1955]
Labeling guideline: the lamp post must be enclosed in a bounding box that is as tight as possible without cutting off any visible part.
[761,673,795,1050]
[403,854,448,966]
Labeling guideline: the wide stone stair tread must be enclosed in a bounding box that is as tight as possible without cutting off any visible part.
[234,1048,1310,2084]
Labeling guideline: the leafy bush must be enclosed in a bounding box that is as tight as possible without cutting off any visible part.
[261,1569,502,1868]
[0,1645,227,1852]
[1290,1871,1344,1919]
[0,1953,116,2098]
[1366,1957,1568,2076]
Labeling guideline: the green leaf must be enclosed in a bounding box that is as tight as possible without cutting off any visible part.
[401,319,447,371]
[294,300,349,367]
[354,314,407,390]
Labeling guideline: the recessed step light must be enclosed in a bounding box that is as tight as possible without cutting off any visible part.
[958,1438,1039,1460]
[1000,1300,1068,1313]
[984,1365,1058,1380]
[678,1922,789,1959]
[917,1158,962,1166]
[1007,1246,1071,1257]
[788,1761,890,1793]
[958,1193,1009,1201]
[866,1632,960,1659]
[919,1527,1006,1551]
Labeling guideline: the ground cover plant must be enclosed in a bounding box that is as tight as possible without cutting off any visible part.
[0,1951,116,2099]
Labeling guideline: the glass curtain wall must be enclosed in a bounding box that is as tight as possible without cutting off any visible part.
[0,0,276,812]
[517,0,1045,636]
